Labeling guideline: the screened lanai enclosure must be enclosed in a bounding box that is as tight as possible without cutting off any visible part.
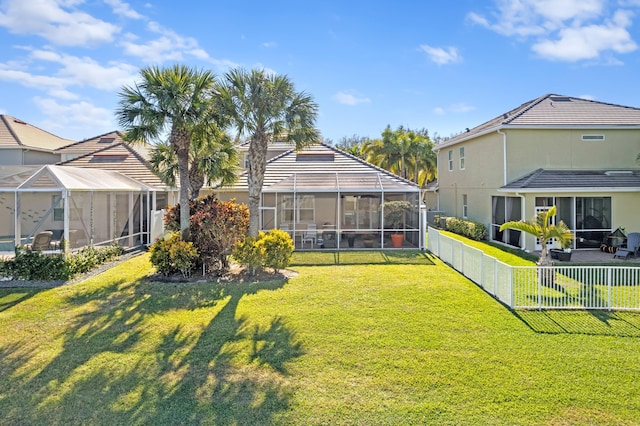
[258,172,425,250]
[0,165,162,254]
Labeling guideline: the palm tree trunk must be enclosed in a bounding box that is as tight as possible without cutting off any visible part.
[173,127,192,240]
[247,133,267,237]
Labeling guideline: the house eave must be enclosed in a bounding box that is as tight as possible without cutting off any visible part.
[498,187,640,193]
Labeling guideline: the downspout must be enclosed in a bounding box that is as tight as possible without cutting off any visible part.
[515,191,526,251]
[497,129,507,186]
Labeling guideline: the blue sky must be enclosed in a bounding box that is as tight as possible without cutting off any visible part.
[1,0,640,143]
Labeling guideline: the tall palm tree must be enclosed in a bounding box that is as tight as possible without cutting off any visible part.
[500,206,573,266]
[116,65,218,237]
[149,125,238,199]
[218,68,320,236]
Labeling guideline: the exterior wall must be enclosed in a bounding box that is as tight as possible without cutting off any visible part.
[0,149,23,165]
[436,131,505,228]
[23,150,59,165]
[506,128,640,181]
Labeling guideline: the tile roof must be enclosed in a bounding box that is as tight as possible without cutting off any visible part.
[58,142,167,189]
[56,130,152,160]
[439,94,640,148]
[0,115,74,150]
[500,168,640,192]
[219,143,419,193]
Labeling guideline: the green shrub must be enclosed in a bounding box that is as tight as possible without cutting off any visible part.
[0,243,126,281]
[232,235,265,276]
[257,229,294,272]
[149,233,199,278]
[444,217,488,241]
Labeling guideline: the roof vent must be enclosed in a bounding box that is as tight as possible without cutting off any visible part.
[605,170,633,176]
[99,137,116,143]
[549,96,571,102]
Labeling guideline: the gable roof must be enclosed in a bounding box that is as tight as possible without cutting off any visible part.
[19,164,152,191]
[220,143,419,193]
[439,94,640,148]
[58,142,167,189]
[56,130,152,160]
[0,115,74,151]
[499,168,640,193]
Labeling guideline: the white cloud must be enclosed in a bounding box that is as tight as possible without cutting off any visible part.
[419,45,461,65]
[121,21,211,63]
[433,107,445,115]
[34,97,114,134]
[469,0,639,62]
[0,0,120,46]
[579,94,595,100]
[333,91,371,106]
[262,41,278,48]
[103,0,144,20]
[532,10,637,61]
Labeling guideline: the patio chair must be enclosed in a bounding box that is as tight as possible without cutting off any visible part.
[302,224,317,248]
[26,231,53,251]
[614,232,640,259]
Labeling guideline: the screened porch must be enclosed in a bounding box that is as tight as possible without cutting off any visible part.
[258,172,424,250]
[0,165,161,254]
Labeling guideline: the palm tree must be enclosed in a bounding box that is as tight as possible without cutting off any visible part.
[499,206,573,266]
[149,125,238,198]
[116,65,218,237]
[218,68,320,236]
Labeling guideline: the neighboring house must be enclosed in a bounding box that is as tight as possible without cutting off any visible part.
[217,143,424,249]
[435,94,640,251]
[0,114,74,165]
[56,131,177,211]
[236,138,295,171]
[0,121,173,254]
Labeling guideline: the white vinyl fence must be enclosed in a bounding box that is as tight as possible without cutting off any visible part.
[428,227,640,311]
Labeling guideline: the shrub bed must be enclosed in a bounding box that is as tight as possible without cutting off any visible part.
[443,216,488,241]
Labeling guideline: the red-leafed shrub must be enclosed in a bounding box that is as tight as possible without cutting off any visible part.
[165,195,250,273]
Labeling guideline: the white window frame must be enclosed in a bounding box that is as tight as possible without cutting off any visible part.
[459,147,465,170]
[243,153,250,169]
[462,194,468,218]
[282,195,315,224]
[448,150,453,171]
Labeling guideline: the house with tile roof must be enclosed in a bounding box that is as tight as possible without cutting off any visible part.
[0,114,74,165]
[217,143,425,250]
[435,94,640,251]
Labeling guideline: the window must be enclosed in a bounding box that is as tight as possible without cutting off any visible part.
[581,134,605,141]
[491,196,522,247]
[243,153,250,169]
[52,195,64,221]
[281,195,315,224]
[459,147,465,170]
[462,194,468,218]
[448,150,453,171]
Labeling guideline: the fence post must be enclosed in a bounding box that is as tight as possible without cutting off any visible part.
[509,266,513,308]
[607,267,612,312]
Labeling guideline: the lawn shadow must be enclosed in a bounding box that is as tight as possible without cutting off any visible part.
[292,249,435,266]
[0,288,46,312]
[0,272,301,425]
[513,309,640,337]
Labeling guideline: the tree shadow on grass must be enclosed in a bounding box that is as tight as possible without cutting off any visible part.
[0,275,302,425]
[0,288,46,312]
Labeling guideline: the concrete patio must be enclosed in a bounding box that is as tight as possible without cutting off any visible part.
[544,249,640,264]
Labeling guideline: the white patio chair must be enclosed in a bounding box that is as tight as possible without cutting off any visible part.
[302,224,317,248]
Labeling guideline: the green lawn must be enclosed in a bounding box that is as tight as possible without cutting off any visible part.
[1,253,639,425]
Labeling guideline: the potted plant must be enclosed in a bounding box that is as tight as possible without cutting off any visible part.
[383,200,412,248]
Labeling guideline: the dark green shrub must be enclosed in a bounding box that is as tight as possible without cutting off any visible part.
[149,233,199,277]
[165,195,250,273]
[4,247,70,280]
[258,229,294,272]
[445,217,488,241]
[232,235,265,276]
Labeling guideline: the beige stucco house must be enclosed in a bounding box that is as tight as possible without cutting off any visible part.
[217,143,425,250]
[435,94,640,251]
